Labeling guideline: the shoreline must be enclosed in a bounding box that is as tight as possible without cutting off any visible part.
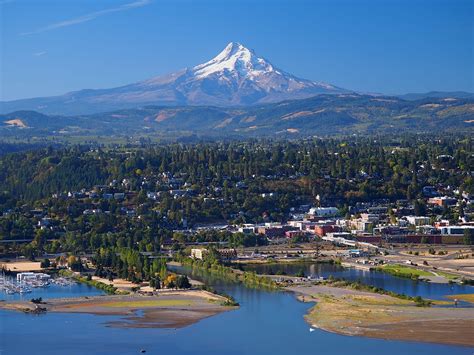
[286,283,474,347]
[0,290,236,329]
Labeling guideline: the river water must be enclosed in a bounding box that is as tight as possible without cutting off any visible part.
[239,262,474,301]
[0,264,472,355]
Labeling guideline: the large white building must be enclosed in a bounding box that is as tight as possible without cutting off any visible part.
[405,216,431,226]
[16,272,51,283]
[308,207,339,217]
[191,249,207,260]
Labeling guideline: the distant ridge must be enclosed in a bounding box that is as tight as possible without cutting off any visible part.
[2,94,473,138]
[397,91,474,101]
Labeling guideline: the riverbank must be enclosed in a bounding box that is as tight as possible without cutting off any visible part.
[172,259,279,289]
[0,290,236,328]
[287,283,474,347]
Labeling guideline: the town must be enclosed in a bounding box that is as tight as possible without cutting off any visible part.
[0,136,472,286]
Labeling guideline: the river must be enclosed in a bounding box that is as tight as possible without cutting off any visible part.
[238,262,474,301]
[0,264,472,354]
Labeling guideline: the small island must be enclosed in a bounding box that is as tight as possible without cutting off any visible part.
[0,290,236,329]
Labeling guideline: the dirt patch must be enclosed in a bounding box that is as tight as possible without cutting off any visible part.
[4,119,27,128]
[365,319,474,347]
[1,261,43,272]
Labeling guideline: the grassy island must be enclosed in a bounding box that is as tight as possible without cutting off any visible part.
[376,264,433,280]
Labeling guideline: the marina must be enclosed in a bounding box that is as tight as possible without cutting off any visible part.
[0,271,76,296]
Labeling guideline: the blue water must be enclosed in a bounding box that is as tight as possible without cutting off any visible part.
[0,265,472,355]
[240,262,474,300]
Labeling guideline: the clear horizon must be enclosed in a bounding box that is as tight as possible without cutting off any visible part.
[1,0,473,101]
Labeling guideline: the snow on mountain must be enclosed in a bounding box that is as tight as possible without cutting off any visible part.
[0,42,347,115]
[186,42,342,97]
[193,42,277,79]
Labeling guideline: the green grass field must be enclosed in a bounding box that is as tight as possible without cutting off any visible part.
[379,264,433,279]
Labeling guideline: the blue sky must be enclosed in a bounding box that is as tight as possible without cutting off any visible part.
[1,0,472,100]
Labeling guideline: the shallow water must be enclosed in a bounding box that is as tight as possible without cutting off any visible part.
[0,265,472,355]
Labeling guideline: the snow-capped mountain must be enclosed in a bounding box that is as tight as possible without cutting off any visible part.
[0,42,347,115]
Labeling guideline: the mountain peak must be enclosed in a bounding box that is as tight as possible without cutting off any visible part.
[215,42,253,61]
[222,41,248,55]
[192,42,275,79]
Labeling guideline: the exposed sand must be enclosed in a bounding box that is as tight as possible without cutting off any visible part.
[288,284,474,347]
[362,319,474,347]
[0,290,235,329]
[0,261,43,272]
[91,276,138,290]
[4,119,27,128]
